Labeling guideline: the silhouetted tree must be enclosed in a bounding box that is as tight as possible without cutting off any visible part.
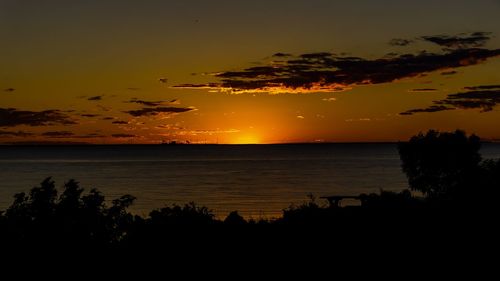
[2,178,137,248]
[107,194,137,243]
[398,130,481,200]
[28,177,58,220]
[224,211,246,225]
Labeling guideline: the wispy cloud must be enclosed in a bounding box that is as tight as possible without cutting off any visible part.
[175,129,240,136]
[345,118,371,122]
[389,38,414,46]
[125,107,195,117]
[156,124,184,130]
[464,85,500,90]
[401,85,500,115]
[111,133,137,138]
[41,131,74,138]
[112,120,129,125]
[0,108,76,127]
[272,53,292,57]
[400,105,455,115]
[80,114,100,118]
[408,88,438,93]
[421,32,492,50]
[441,70,458,76]
[0,130,34,137]
[97,105,111,112]
[72,133,106,139]
[87,95,103,101]
[128,98,164,107]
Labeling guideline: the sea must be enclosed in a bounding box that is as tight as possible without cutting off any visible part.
[1,143,499,218]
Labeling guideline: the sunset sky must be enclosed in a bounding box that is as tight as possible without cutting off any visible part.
[1,0,500,144]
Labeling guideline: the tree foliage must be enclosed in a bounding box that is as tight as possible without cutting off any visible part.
[398,130,482,199]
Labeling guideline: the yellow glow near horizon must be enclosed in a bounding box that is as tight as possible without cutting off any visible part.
[232,134,262,144]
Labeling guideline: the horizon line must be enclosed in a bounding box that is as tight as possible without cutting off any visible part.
[1,140,499,146]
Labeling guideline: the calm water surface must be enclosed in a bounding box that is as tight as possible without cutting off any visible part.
[1,144,499,218]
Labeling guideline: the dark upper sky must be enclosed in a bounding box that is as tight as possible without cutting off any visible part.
[1,0,500,143]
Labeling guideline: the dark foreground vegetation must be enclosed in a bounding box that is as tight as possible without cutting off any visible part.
[0,130,498,253]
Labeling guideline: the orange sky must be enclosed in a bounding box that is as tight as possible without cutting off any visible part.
[1,0,500,144]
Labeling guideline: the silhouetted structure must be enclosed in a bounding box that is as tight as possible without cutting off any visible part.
[320,195,361,208]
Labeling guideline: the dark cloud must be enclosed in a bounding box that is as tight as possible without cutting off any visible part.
[72,133,106,139]
[128,98,165,107]
[156,124,183,130]
[421,32,492,49]
[111,134,137,138]
[441,70,458,75]
[80,114,100,118]
[112,120,128,125]
[389,38,414,46]
[0,108,76,127]
[401,86,500,115]
[4,141,90,145]
[3,88,15,92]
[272,53,292,57]
[101,117,114,120]
[443,89,500,111]
[0,130,34,137]
[159,78,168,84]
[125,107,194,117]
[400,105,455,115]
[41,131,74,138]
[408,88,438,93]
[87,95,103,101]
[464,85,500,90]
[174,40,500,94]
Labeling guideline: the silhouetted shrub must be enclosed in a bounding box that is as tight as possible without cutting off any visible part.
[148,202,215,226]
[280,195,331,224]
[359,190,423,209]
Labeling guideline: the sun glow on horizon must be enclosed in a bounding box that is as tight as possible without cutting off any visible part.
[232,134,262,144]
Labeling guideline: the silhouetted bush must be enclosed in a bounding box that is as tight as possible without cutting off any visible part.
[359,190,423,209]
[148,202,215,226]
